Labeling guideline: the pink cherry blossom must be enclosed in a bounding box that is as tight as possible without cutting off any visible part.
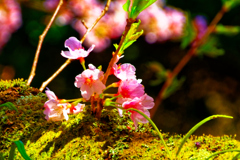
[43,89,70,121]
[44,89,85,121]
[116,79,145,104]
[119,94,154,129]
[112,63,136,80]
[61,37,95,59]
[74,64,106,100]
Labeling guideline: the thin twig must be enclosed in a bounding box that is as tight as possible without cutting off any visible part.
[39,0,112,92]
[27,0,64,86]
[81,20,89,29]
[150,6,227,118]
[40,59,71,92]
[80,0,111,43]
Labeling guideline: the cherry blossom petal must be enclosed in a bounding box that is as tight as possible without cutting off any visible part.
[80,84,92,100]
[74,74,85,88]
[140,94,155,109]
[64,36,82,51]
[92,80,106,94]
[113,63,136,80]
[45,89,57,100]
[61,51,79,59]
[118,79,144,99]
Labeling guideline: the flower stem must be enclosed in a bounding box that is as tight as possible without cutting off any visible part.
[150,6,228,118]
[80,58,86,70]
[27,0,63,86]
[206,149,240,160]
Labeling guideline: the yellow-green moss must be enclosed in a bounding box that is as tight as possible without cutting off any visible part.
[1,79,240,159]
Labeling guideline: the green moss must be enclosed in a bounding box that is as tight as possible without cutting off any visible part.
[0,79,40,104]
[1,79,240,159]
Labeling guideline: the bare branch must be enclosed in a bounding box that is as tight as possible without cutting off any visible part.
[27,0,64,86]
[81,20,89,29]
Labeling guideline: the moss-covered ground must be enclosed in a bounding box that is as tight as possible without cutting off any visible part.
[1,79,240,159]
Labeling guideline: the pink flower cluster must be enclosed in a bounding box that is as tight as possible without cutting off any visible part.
[44,37,154,129]
[61,37,105,100]
[44,88,85,121]
[44,0,186,51]
[112,63,154,129]
[0,0,22,50]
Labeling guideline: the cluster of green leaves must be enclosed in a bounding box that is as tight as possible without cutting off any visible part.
[114,20,143,54]
[147,61,185,100]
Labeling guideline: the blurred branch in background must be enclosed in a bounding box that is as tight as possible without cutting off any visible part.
[150,1,239,118]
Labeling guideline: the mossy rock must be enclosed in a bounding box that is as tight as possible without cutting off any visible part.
[1,79,240,159]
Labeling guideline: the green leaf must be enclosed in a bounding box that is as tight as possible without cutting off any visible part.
[123,0,131,13]
[148,62,168,86]
[118,20,143,54]
[134,0,157,13]
[197,36,225,58]
[221,0,240,11]
[13,141,31,160]
[180,13,197,49]
[9,142,17,160]
[113,44,119,50]
[0,102,18,113]
[215,24,240,36]
[0,153,4,160]
[206,149,240,160]
[232,152,240,160]
[125,0,157,19]
[123,40,137,50]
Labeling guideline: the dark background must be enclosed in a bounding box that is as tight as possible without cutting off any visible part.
[1,0,240,139]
